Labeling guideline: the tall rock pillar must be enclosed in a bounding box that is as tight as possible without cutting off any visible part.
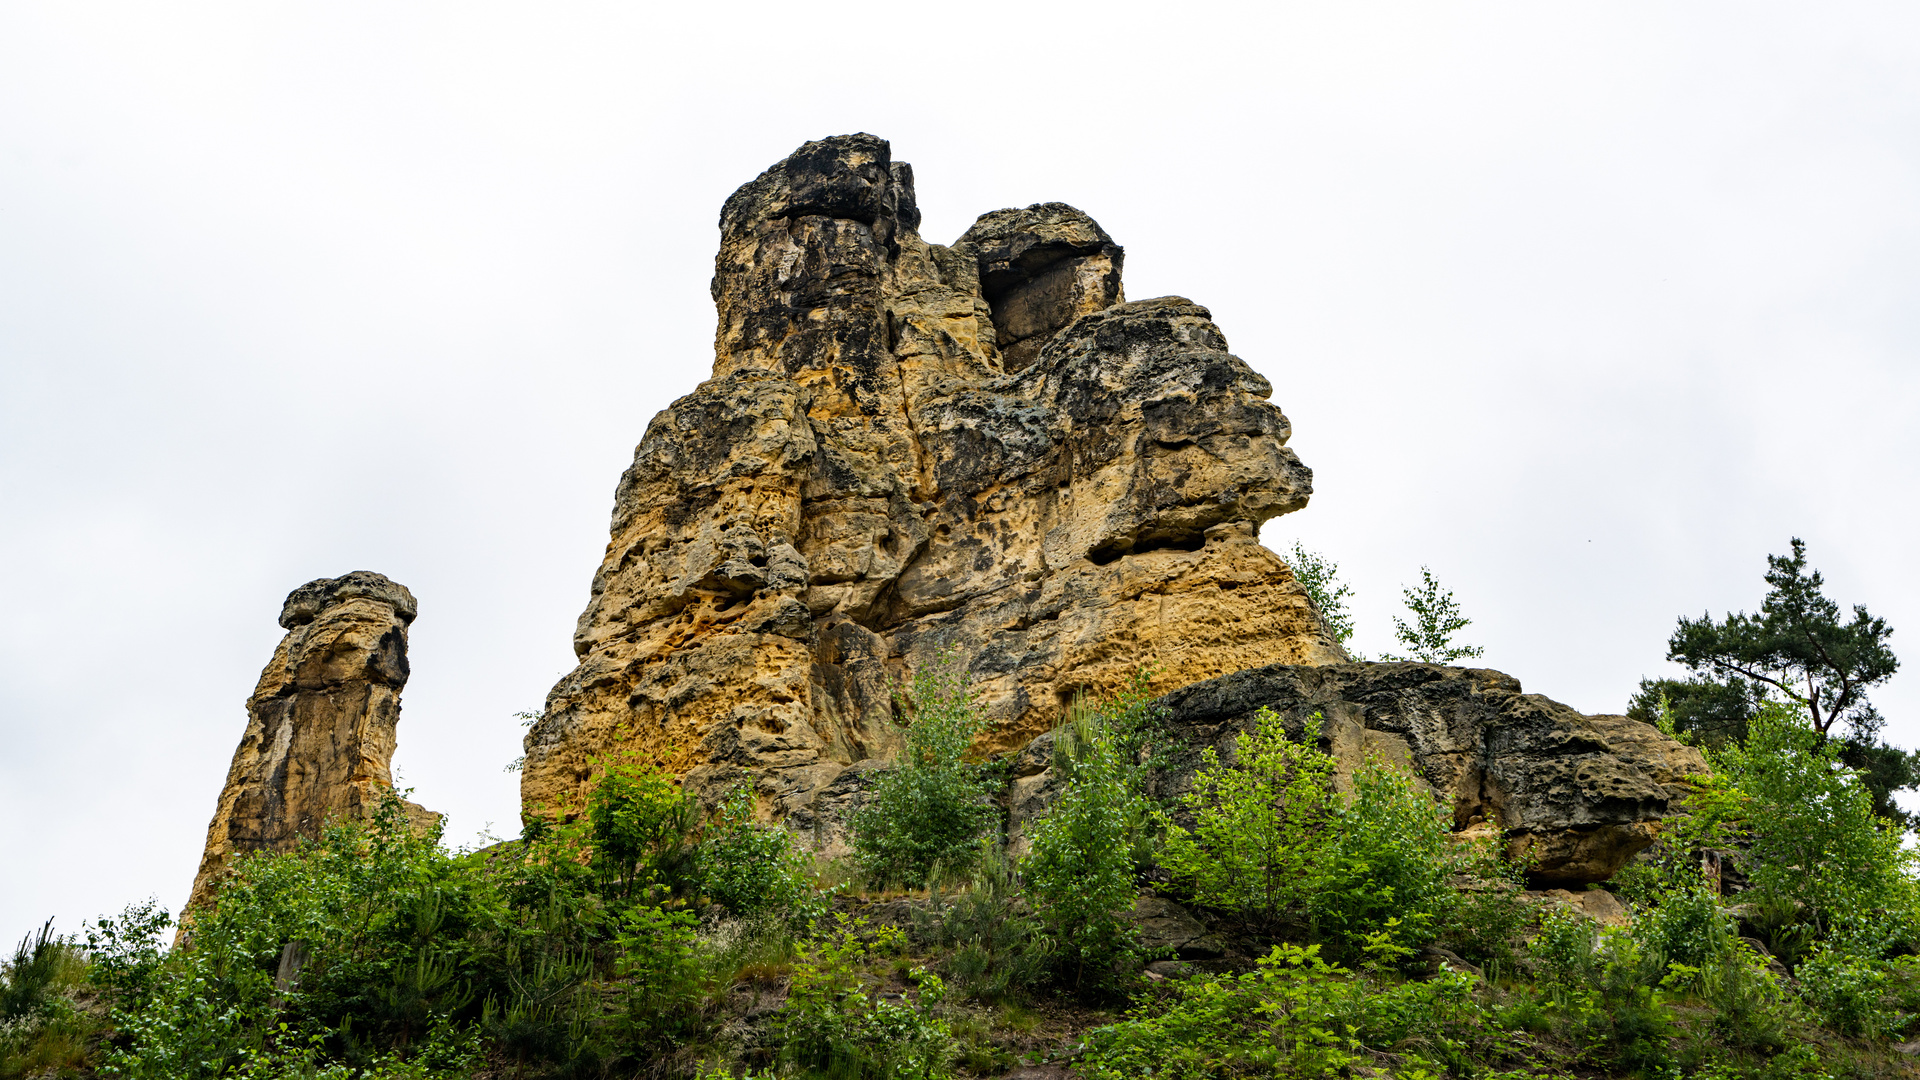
[184,571,437,915]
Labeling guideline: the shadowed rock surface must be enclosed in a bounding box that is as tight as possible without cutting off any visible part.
[522,133,1342,822]
[185,572,437,917]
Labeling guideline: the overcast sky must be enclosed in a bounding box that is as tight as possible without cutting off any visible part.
[4,2,1918,945]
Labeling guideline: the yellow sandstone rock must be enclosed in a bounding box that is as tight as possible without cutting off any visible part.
[184,572,436,919]
[521,135,1343,825]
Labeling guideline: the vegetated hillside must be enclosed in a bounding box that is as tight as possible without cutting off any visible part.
[9,643,1920,1080]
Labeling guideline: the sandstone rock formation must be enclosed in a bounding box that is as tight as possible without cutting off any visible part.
[522,133,1343,820]
[185,572,437,916]
[1132,662,1710,884]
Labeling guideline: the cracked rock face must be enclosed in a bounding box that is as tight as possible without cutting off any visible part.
[185,572,437,916]
[1146,662,1711,884]
[522,133,1342,821]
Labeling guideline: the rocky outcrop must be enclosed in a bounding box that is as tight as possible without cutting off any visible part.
[185,572,437,916]
[522,134,1341,820]
[1138,662,1710,884]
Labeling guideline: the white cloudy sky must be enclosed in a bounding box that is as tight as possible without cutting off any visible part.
[4,2,1917,943]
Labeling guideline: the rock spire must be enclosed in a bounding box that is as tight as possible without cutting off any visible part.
[521,134,1343,822]
[185,572,437,915]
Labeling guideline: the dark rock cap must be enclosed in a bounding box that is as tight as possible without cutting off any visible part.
[279,571,417,629]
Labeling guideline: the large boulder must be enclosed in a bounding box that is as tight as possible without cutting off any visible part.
[1145,662,1709,885]
[522,134,1342,823]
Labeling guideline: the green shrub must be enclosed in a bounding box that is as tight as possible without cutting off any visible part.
[1310,761,1464,960]
[1634,883,1738,976]
[776,917,956,1079]
[1080,941,1488,1080]
[584,750,699,901]
[1024,706,1148,998]
[697,784,828,928]
[1078,943,1356,1080]
[1048,671,1170,872]
[1794,946,1920,1040]
[612,904,712,1052]
[1679,699,1918,939]
[1159,708,1469,958]
[1159,707,1337,929]
[86,784,742,1079]
[919,845,1049,1004]
[1437,862,1535,971]
[0,920,98,1080]
[851,649,997,888]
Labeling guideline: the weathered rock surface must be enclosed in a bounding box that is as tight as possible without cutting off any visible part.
[185,572,437,916]
[522,133,1341,820]
[1531,888,1631,927]
[1129,895,1230,960]
[1138,662,1709,884]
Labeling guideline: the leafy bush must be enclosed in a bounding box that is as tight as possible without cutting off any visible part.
[1436,863,1535,971]
[584,750,699,901]
[1159,707,1337,929]
[777,917,955,1079]
[851,650,997,887]
[0,920,98,1080]
[1080,941,1486,1080]
[1794,946,1920,1041]
[1024,702,1151,998]
[612,904,712,1052]
[918,846,1049,1005]
[1310,761,1464,959]
[1634,883,1738,975]
[81,776,763,1079]
[1680,699,1918,939]
[1281,543,1357,650]
[1383,566,1483,664]
[697,784,828,927]
[1160,708,1470,958]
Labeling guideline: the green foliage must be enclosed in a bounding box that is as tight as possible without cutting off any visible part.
[1159,708,1470,959]
[1628,675,1757,748]
[1633,883,1739,975]
[585,750,699,900]
[1160,707,1337,928]
[612,905,711,1051]
[776,918,956,1080]
[77,777,817,1079]
[1048,671,1168,869]
[0,921,75,1022]
[1834,733,1920,829]
[1281,542,1356,649]
[1080,942,1488,1080]
[1310,762,1465,960]
[1678,699,1918,939]
[1668,537,1899,740]
[919,845,1050,1004]
[0,920,98,1080]
[1524,883,1813,1068]
[697,784,830,927]
[92,793,490,1079]
[1023,709,1147,998]
[1437,862,1535,971]
[1793,946,1920,1041]
[851,649,998,888]
[1383,565,1484,664]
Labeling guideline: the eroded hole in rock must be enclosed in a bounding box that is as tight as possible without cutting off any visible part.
[966,204,1125,372]
[1139,533,1207,556]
